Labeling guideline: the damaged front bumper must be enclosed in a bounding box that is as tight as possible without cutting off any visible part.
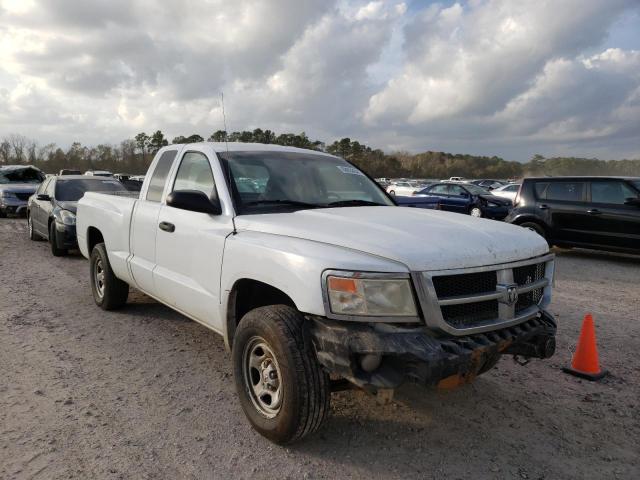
[308,311,556,390]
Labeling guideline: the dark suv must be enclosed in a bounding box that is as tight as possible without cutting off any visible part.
[505,177,640,253]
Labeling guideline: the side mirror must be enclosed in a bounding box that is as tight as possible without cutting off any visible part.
[166,190,222,215]
[624,197,640,207]
[37,194,51,201]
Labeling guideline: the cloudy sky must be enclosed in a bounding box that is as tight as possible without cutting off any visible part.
[0,0,638,161]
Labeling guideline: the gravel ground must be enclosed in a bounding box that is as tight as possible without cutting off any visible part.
[1,217,639,480]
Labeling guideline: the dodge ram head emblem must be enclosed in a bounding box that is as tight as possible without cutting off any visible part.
[497,283,519,306]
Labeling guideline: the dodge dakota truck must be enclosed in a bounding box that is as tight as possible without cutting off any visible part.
[76,143,557,444]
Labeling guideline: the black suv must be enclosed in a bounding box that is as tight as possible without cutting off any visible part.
[505,177,640,253]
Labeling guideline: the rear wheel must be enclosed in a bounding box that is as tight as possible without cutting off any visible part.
[388,190,395,195]
[90,243,129,310]
[519,221,553,247]
[520,221,545,239]
[232,305,330,444]
[49,222,67,256]
[0,208,6,218]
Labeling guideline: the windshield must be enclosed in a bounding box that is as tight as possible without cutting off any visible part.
[55,178,128,201]
[0,167,45,184]
[632,180,640,191]
[219,151,394,213]
[463,184,490,195]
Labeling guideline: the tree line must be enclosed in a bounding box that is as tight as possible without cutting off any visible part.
[1,131,638,178]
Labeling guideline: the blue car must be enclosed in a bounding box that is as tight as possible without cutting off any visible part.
[413,183,512,219]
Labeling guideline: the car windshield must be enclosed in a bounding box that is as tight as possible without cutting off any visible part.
[55,178,128,201]
[0,167,45,184]
[632,180,640,191]
[219,151,394,213]
[463,184,490,195]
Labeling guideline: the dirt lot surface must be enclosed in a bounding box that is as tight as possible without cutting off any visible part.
[1,217,639,479]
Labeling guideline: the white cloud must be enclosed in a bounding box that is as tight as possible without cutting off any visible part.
[0,0,638,160]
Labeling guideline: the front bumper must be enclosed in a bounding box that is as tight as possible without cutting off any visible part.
[308,310,556,390]
[0,199,29,216]
[54,221,78,249]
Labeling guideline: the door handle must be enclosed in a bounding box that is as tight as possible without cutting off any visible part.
[587,209,602,215]
[159,221,175,232]
[538,204,549,210]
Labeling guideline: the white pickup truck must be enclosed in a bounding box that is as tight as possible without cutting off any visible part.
[77,142,557,444]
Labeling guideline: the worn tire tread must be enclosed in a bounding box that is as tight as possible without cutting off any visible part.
[233,305,330,444]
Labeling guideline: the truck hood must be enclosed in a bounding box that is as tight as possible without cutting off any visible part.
[234,206,549,271]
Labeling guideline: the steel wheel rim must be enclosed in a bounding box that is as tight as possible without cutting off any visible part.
[94,258,105,298]
[242,336,283,418]
[471,208,482,217]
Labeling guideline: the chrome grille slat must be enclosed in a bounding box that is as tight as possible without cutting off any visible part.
[414,254,555,336]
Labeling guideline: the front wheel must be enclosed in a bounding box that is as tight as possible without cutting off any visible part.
[470,207,482,217]
[90,243,129,310]
[28,215,42,241]
[232,305,330,444]
[49,222,67,256]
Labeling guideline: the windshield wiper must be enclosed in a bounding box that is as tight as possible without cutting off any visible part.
[326,199,386,207]
[244,199,321,209]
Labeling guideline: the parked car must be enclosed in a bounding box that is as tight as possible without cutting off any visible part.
[492,183,521,202]
[84,170,113,177]
[27,175,130,256]
[413,182,512,219]
[77,142,557,444]
[394,195,441,210]
[386,181,417,196]
[442,176,467,182]
[59,169,82,176]
[0,165,46,217]
[506,176,640,253]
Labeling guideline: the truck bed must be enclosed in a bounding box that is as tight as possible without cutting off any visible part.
[76,191,140,284]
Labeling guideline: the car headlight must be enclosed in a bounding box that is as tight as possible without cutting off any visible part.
[60,210,76,225]
[325,272,418,318]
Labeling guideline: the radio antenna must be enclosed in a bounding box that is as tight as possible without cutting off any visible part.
[220,92,230,153]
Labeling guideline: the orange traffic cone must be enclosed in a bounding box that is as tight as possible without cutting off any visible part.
[563,313,608,381]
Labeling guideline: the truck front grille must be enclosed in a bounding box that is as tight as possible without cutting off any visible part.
[417,256,553,335]
[440,300,499,329]
[432,271,496,298]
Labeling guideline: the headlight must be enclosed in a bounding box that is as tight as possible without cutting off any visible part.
[60,210,76,225]
[0,191,16,198]
[325,272,417,318]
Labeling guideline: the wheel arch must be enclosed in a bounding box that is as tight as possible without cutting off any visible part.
[225,278,297,350]
[87,226,105,253]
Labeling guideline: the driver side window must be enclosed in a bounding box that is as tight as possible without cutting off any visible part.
[429,184,450,195]
[173,152,216,198]
[449,185,467,196]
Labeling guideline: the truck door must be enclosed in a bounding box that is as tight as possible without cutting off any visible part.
[587,180,640,251]
[129,149,178,293]
[539,181,589,244]
[154,150,234,331]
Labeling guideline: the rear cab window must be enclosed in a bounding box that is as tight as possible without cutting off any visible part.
[146,150,178,202]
